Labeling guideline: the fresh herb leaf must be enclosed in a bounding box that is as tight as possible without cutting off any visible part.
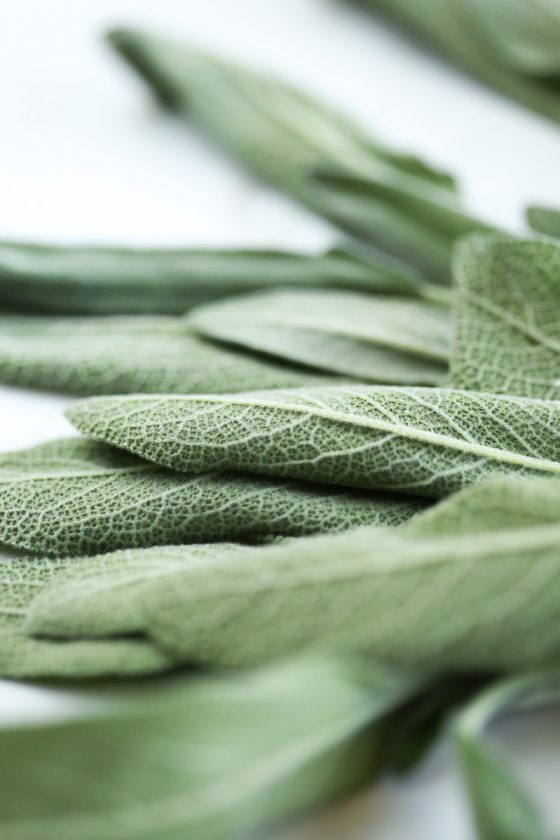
[0,438,424,556]
[190,289,450,384]
[351,0,560,124]
[27,477,560,672]
[107,27,489,281]
[0,240,422,315]
[451,235,560,398]
[66,387,560,498]
[0,546,172,678]
[0,657,419,840]
[526,206,560,240]
[455,671,560,840]
[0,316,336,396]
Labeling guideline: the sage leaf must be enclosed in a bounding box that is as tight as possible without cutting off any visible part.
[0,657,418,840]
[351,0,560,124]
[28,477,560,672]
[527,206,560,240]
[0,546,172,678]
[0,315,335,396]
[190,289,450,384]
[107,27,488,280]
[0,240,422,315]
[451,235,560,399]
[0,438,423,556]
[67,386,560,498]
[455,672,560,840]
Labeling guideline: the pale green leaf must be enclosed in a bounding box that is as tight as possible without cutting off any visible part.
[67,386,560,499]
[451,236,560,399]
[0,438,423,556]
[0,546,172,678]
[0,315,336,396]
[352,0,560,123]
[190,289,449,384]
[455,672,560,840]
[0,658,418,840]
[527,206,560,240]
[27,477,560,672]
[0,240,422,315]
[107,27,489,281]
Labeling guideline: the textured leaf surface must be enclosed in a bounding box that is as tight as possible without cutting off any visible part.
[0,546,172,678]
[190,289,449,384]
[28,478,560,672]
[527,206,560,240]
[0,438,423,556]
[0,658,417,840]
[67,386,560,499]
[107,27,484,280]
[0,240,422,315]
[455,672,560,840]
[353,0,560,123]
[451,236,560,399]
[0,315,334,396]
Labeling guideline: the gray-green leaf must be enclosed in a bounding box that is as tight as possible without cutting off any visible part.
[351,0,560,124]
[190,289,450,384]
[451,235,560,399]
[0,240,422,315]
[455,672,560,840]
[0,657,419,839]
[0,438,423,556]
[67,386,560,498]
[0,546,172,678]
[527,206,560,240]
[107,27,487,280]
[27,477,560,672]
[0,316,335,396]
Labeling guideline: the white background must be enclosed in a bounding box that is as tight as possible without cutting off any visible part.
[0,1,559,837]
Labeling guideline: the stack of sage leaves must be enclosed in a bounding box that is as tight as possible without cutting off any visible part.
[1,24,559,840]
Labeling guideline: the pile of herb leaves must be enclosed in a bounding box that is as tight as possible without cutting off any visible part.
[1,21,559,840]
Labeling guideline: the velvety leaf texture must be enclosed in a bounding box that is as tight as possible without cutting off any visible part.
[526,206,560,240]
[67,386,560,499]
[451,236,560,399]
[107,27,490,281]
[27,477,560,673]
[455,672,560,840]
[351,0,560,124]
[0,546,172,678]
[0,438,423,556]
[0,240,422,315]
[190,289,450,384]
[0,658,418,839]
[0,316,335,396]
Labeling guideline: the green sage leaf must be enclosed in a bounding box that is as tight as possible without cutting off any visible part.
[27,477,560,672]
[0,438,423,556]
[451,235,560,399]
[0,657,418,840]
[190,289,449,384]
[0,546,172,679]
[351,0,560,124]
[67,387,560,498]
[455,672,560,840]
[527,206,560,240]
[107,27,488,280]
[0,240,422,315]
[0,315,336,396]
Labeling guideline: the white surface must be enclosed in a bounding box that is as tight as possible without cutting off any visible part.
[0,1,559,837]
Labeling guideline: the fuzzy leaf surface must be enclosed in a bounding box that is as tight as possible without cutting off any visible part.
[67,386,560,499]
[0,438,423,556]
[527,206,560,240]
[190,289,449,384]
[451,236,560,399]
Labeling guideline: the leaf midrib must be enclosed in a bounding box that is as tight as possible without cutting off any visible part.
[461,290,560,354]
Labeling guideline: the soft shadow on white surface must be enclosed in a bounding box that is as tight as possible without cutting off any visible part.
[0,1,559,838]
